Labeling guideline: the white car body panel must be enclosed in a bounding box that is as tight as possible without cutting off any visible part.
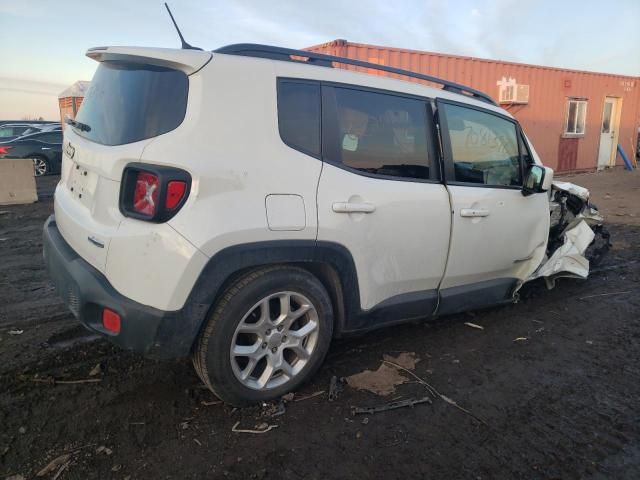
[317,163,451,310]
[441,186,550,288]
[159,54,322,257]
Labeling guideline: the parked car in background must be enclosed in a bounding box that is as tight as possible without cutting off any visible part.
[0,122,61,142]
[0,130,62,176]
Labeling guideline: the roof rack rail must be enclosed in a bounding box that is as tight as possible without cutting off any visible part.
[214,43,497,106]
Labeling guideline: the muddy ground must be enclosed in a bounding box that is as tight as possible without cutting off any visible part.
[1,169,639,479]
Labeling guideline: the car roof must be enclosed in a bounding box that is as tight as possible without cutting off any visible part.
[9,131,62,143]
[214,43,500,110]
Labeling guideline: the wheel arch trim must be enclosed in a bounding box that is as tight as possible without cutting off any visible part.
[159,240,361,356]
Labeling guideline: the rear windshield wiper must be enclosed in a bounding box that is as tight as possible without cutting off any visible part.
[65,117,91,132]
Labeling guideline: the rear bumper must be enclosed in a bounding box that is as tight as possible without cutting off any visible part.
[43,215,201,359]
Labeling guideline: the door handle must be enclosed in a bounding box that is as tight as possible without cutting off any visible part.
[41,147,52,150]
[460,208,490,217]
[332,202,376,214]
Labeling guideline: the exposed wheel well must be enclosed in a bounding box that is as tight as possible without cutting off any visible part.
[210,261,347,339]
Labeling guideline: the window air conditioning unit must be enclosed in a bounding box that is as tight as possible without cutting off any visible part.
[499,83,529,104]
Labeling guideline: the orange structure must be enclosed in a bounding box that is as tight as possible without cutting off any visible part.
[306,40,639,172]
[58,81,90,129]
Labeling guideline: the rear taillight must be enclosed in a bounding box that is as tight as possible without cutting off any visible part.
[133,172,160,216]
[120,163,191,222]
[165,181,187,210]
[0,146,12,155]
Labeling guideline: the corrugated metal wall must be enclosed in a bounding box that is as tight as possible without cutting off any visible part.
[307,40,640,172]
[58,97,83,129]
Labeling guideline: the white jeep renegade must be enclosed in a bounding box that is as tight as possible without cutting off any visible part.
[44,43,602,406]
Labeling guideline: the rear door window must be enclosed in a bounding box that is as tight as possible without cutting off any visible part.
[323,86,431,180]
[73,61,188,146]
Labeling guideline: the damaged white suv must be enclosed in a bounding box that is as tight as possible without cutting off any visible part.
[43,43,607,406]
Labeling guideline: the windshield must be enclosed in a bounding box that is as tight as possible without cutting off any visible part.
[74,61,188,146]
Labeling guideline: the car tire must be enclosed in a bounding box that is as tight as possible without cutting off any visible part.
[193,266,334,406]
[32,156,50,176]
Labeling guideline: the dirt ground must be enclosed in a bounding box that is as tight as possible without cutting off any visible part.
[1,169,639,480]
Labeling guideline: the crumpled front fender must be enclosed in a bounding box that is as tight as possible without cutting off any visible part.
[521,180,610,290]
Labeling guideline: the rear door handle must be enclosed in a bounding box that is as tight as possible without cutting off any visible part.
[460,208,490,217]
[332,202,376,214]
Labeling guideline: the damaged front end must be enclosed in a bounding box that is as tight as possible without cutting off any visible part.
[526,181,611,289]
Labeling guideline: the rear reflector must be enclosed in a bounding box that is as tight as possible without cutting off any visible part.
[132,172,159,216]
[102,308,121,334]
[165,180,187,209]
[0,146,12,155]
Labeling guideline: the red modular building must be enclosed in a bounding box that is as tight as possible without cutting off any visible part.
[58,81,90,129]
[306,39,640,173]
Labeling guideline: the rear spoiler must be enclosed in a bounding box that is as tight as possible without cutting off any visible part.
[86,46,212,75]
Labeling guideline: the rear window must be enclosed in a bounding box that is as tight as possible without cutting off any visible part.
[277,80,321,157]
[74,61,188,146]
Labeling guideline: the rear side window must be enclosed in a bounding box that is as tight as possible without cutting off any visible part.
[323,86,430,180]
[277,80,321,157]
[441,103,522,187]
[74,61,188,146]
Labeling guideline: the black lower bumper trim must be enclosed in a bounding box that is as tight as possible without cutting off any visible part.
[43,215,192,359]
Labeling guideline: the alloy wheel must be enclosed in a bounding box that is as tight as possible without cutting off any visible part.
[230,291,319,390]
[33,158,48,176]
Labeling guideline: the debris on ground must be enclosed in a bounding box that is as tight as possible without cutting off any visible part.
[513,337,528,342]
[281,392,295,402]
[88,363,102,377]
[351,396,433,415]
[30,376,102,386]
[262,400,286,417]
[382,352,420,369]
[383,360,488,426]
[8,329,24,335]
[231,421,278,434]
[52,461,70,480]
[36,453,71,477]
[328,375,343,401]
[95,446,113,455]
[346,352,421,396]
[294,390,324,402]
[464,322,484,330]
[346,364,407,396]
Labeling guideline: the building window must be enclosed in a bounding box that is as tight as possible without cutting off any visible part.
[564,99,587,136]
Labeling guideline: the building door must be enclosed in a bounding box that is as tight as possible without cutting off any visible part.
[597,97,620,169]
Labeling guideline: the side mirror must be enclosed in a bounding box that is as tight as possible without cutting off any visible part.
[522,165,553,196]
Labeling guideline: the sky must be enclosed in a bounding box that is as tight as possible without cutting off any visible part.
[1,0,638,120]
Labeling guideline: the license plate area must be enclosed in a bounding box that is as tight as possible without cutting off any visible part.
[67,161,98,208]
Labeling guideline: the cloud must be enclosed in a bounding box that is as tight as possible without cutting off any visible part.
[0,77,68,96]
